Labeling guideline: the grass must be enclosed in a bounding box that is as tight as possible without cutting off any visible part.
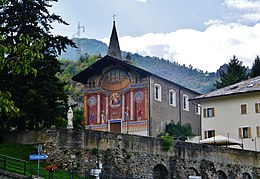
[0,143,37,159]
[0,144,85,178]
[0,144,48,176]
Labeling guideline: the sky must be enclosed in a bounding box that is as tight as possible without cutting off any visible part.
[51,0,260,72]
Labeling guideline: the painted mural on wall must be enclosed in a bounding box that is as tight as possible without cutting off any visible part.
[110,93,121,108]
[84,66,149,135]
[101,68,130,91]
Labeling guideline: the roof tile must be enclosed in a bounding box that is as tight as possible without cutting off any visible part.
[195,76,260,100]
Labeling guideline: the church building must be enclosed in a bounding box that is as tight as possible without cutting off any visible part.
[72,21,201,137]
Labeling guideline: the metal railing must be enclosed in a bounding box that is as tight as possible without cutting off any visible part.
[0,154,141,179]
[30,167,87,179]
[0,154,27,176]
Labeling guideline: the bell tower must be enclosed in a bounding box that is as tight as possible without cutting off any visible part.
[107,19,122,60]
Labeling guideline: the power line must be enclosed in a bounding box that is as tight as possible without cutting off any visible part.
[73,21,85,60]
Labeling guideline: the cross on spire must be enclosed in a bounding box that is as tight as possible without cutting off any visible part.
[113,14,116,21]
[107,18,122,60]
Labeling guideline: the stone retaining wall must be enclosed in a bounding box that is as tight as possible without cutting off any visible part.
[3,129,260,178]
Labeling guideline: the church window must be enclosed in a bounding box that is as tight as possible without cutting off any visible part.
[154,84,161,101]
[135,77,139,84]
[183,94,189,111]
[104,69,127,84]
[169,90,176,106]
[195,104,201,115]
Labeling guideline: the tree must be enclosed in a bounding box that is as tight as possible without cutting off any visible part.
[165,121,193,138]
[0,35,43,120]
[0,0,75,131]
[0,0,43,125]
[214,55,248,89]
[251,55,260,78]
[73,108,85,129]
[57,54,99,106]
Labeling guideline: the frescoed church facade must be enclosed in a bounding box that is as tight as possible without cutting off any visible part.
[72,21,201,137]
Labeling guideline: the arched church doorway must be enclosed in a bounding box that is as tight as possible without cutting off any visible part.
[216,170,227,179]
[153,164,168,179]
[188,167,199,177]
[242,172,252,179]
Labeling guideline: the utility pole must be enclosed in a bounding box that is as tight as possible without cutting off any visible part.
[74,21,85,60]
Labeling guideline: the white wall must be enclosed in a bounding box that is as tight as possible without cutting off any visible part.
[201,92,260,151]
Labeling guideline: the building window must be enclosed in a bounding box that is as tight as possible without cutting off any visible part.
[257,126,260,137]
[195,104,201,115]
[169,90,176,106]
[183,94,189,111]
[255,103,260,113]
[154,84,161,101]
[203,107,215,118]
[204,130,215,139]
[239,127,251,139]
[240,104,247,115]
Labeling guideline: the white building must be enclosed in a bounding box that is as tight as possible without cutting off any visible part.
[192,76,260,151]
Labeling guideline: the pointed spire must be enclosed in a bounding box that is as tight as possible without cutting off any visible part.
[108,20,122,60]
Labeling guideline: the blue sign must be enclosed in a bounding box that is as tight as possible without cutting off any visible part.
[29,154,48,160]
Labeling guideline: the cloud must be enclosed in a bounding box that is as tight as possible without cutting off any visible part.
[224,0,260,10]
[101,23,260,72]
[224,0,260,22]
[205,19,226,26]
[136,0,147,3]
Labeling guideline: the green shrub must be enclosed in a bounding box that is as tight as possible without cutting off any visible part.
[161,133,174,151]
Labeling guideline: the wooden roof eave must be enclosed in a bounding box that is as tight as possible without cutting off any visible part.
[72,55,150,84]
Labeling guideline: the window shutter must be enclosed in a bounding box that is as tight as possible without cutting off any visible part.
[203,109,206,118]
[248,127,252,138]
[212,108,215,117]
[239,128,242,139]
[255,103,259,113]
[257,126,260,137]
[204,131,208,139]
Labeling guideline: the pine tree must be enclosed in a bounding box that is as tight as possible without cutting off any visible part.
[251,56,260,78]
[214,55,248,89]
[0,0,75,131]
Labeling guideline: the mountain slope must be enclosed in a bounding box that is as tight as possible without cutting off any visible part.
[61,38,108,61]
[60,38,217,93]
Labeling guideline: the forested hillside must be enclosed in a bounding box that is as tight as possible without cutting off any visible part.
[60,38,218,94]
[61,38,108,61]
[131,54,216,93]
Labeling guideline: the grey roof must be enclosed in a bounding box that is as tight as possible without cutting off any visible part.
[107,21,122,60]
[194,76,260,100]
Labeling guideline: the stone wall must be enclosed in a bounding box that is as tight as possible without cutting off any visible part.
[3,129,260,178]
